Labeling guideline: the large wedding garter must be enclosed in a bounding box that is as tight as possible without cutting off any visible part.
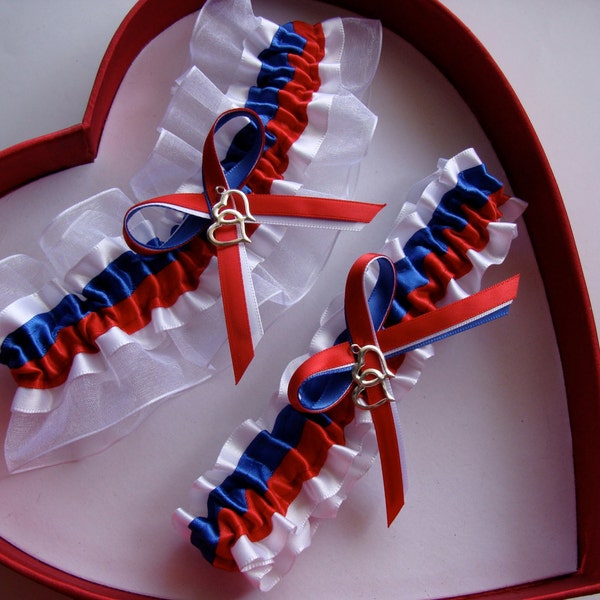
[172,148,527,591]
[0,0,382,473]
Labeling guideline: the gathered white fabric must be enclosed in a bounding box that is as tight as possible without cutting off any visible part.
[130,5,381,200]
[173,148,528,590]
[0,0,382,473]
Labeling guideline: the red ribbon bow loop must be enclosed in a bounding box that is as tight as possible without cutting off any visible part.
[289,252,520,525]
[123,108,386,382]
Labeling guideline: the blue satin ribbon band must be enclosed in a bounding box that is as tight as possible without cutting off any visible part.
[222,22,308,171]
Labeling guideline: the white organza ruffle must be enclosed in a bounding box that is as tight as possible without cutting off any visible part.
[130,4,381,199]
[1,0,382,473]
[173,148,527,590]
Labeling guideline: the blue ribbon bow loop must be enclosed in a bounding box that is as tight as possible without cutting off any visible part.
[294,254,398,413]
[123,108,265,255]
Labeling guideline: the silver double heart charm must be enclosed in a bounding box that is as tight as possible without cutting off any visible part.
[350,343,396,410]
[207,186,257,247]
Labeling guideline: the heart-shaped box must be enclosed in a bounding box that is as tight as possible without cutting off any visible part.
[0,1,598,598]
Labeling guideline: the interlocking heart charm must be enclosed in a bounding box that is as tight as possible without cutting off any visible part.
[350,342,396,410]
[207,186,256,247]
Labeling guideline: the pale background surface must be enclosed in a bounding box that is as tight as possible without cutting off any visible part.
[0,1,598,598]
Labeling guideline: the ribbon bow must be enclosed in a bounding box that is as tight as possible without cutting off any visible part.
[123,108,385,382]
[288,253,520,525]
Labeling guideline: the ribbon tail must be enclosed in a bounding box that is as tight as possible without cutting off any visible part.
[367,385,405,526]
[377,275,521,358]
[217,237,263,383]
[248,194,385,229]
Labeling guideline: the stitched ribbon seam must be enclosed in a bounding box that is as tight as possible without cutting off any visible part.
[288,253,520,525]
[123,108,385,383]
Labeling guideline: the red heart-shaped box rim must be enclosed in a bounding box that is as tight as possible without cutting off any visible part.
[1,1,599,598]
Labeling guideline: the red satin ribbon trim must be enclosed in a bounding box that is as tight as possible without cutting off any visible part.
[124,192,383,255]
[289,274,521,403]
[124,108,386,382]
[288,252,520,525]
